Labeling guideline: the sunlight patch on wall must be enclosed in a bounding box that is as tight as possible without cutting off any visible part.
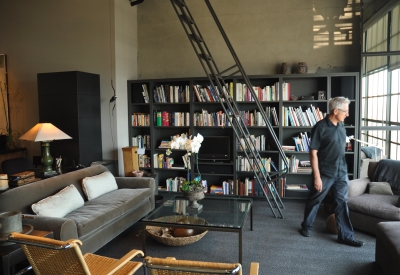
[313,0,359,49]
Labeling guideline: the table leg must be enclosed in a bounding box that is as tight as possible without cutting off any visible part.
[2,255,10,275]
[141,223,147,256]
[250,206,253,231]
[239,230,242,264]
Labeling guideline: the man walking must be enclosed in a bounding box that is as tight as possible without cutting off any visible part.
[300,97,363,247]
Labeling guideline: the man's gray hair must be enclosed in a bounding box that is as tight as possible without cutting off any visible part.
[328,97,351,114]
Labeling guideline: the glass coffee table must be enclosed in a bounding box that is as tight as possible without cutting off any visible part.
[141,195,253,264]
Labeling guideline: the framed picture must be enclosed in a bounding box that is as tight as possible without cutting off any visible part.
[318,91,326,100]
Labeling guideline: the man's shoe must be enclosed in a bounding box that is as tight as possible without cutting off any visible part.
[338,238,364,247]
[300,228,311,237]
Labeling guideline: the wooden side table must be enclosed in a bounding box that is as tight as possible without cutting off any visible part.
[0,230,53,275]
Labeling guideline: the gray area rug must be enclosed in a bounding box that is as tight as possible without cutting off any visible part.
[96,198,383,275]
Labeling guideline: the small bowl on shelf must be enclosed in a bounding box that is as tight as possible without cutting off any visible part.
[131,170,144,177]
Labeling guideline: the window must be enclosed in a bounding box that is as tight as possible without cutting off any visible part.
[362,3,400,160]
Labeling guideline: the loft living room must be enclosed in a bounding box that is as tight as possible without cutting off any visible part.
[1,0,400,275]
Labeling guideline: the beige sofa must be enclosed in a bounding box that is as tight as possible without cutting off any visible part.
[348,161,400,235]
[0,165,155,253]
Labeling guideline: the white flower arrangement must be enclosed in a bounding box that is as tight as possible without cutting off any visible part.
[166,133,204,192]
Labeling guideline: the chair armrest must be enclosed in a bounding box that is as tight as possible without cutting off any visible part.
[348,178,370,197]
[22,214,78,241]
[249,262,259,275]
[98,249,144,275]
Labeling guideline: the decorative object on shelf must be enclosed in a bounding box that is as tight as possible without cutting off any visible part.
[19,123,72,175]
[281,62,291,74]
[132,170,144,177]
[146,215,208,246]
[297,62,308,74]
[318,90,326,100]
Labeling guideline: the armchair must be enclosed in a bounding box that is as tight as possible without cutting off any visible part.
[143,256,259,275]
[348,160,400,235]
[8,232,144,275]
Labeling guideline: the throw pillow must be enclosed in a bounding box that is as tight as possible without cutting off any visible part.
[82,171,118,200]
[368,182,394,195]
[32,184,84,217]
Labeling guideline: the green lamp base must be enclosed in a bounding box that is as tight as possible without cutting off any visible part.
[41,141,56,174]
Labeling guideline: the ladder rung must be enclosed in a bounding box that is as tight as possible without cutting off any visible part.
[171,0,186,7]
[179,14,194,25]
[199,54,213,61]
[189,34,204,43]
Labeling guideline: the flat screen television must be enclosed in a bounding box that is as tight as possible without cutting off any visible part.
[198,136,230,161]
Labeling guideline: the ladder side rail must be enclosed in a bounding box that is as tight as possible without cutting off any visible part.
[211,85,284,216]
[204,0,289,176]
[239,77,290,175]
[171,0,286,217]
[171,4,215,78]
[224,106,281,218]
[209,77,285,216]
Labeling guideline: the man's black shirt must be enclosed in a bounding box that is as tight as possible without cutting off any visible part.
[309,116,348,178]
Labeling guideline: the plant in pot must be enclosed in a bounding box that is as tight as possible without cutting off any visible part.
[166,133,205,210]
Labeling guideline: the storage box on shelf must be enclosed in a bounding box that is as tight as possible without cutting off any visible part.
[127,73,359,199]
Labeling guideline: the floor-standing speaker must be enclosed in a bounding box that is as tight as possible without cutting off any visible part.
[37,71,102,167]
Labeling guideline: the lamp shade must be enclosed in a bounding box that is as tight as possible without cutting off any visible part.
[19,123,72,142]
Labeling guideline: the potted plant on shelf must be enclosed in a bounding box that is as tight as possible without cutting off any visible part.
[166,133,205,210]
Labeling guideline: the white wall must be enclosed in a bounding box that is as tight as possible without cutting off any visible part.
[0,0,138,174]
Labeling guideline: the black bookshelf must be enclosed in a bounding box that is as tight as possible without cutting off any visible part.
[127,72,359,199]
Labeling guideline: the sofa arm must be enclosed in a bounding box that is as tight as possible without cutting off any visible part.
[348,177,370,197]
[22,214,78,241]
[115,177,155,192]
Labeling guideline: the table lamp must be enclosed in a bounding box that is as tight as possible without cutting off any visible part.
[19,123,72,175]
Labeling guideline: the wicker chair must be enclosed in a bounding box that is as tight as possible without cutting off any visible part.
[8,232,144,275]
[143,256,259,275]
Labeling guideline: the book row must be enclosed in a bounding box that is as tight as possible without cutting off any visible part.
[237,134,268,151]
[149,84,191,103]
[284,155,312,173]
[132,113,150,126]
[282,104,324,127]
[193,110,231,127]
[292,132,311,152]
[193,84,229,103]
[132,135,151,149]
[237,107,278,126]
[236,82,280,102]
[153,111,190,127]
[236,156,278,173]
[152,153,191,170]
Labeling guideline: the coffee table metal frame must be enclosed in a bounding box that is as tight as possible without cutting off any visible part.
[141,195,253,264]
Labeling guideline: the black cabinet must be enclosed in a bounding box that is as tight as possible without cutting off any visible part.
[37,71,102,167]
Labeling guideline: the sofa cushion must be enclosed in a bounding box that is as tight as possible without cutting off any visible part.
[32,184,84,218]
[82,171,118,200]
[65,188,152,237]
[369,182,394,195]
[348,194,400,220]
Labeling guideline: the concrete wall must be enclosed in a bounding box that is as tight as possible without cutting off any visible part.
[0,0,137,174]
[0,0,361,175]
[137,0,361,78]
